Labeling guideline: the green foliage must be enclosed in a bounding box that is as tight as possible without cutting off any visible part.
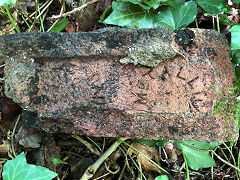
[213,25,240,127]
[230,25,240,50]
[141,0,167,9]
[232,0,240,3]
[176,141,221,150]
[49,158,68,165]
[230,26,240,93]
[154,1,197,29]
[48,17,69,32]
[230,26,240,125]
[137,139,220,171]
[99,7,112,23]
[103,1,154,28]
[233,82,240,127]
[172,140,220,170]
[155,175,169,180]
[159,0,179,6]
[194,0,227,15]
[103,0,197,29]
[0,0,16,6]
[213,81,240,133]
[2,152,58,180]
[136,139,168,147]
[121,0,172,10]
[232,50,240,65]
[102,0,232,30]
[234,63,240,81]
[219,14,238,26]
[122,0,152,10]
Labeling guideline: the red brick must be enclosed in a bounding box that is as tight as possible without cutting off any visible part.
[1,28,237,142]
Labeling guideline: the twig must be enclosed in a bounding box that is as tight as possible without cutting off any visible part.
[93,172,110,180]
[72,135,101,156]
[37,1,45,32]
[51,0,99,19]
[80,137,127,180]
[16,0,33,24]
[104,161,120,174]
[62,0,66,12]
[36,0,53,20]
[11,115,21,158]
[29,0,50,18]
[28,0,38,31]
[121,144,146,180]
[118,161,127,180]
[87,136,103,152]
[119,145,135,178]
[47,6,63,32]
[211,150,240,173]
[60,167,69,180]
[222,142,238,178]
[4,4,20,33]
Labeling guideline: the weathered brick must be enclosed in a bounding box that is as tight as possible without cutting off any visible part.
[0,27,237,142]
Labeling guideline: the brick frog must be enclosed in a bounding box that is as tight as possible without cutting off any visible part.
[120,29,195,68]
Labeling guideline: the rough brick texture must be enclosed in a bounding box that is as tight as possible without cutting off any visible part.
[0,27,237,142]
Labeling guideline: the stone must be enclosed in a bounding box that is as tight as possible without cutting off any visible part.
[0,27,237,142]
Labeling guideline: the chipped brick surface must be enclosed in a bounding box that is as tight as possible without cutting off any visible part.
[0,27,237,142]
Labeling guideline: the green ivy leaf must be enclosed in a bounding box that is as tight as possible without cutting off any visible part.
[49,17,69,32]
[103,2,154,28]
[159,0,181,6]
[154,6,175,29]
[103,1,196,29]
[143,0,167,9]
[156,140,169,147]
[136,139,157,146]
[155,175,169,180]
[99,7,112,23]
[232,0,240,3]
[2,152,58,180]
[236,103,240,127]
[178,141,221,150]
[0,0,16,6]
[232,50,240,64]
[123,0,152,10]
[173,140,219,170]
[194,0,227,15]
[136,139,168,147]
[154,1,197,29]
[230,25,240,50]
[49,158,68,165]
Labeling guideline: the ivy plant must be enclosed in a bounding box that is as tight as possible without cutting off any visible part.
[154,1,197,29]
[194,0,227,15]
[172,140,220,170]
[102,0,197,29]
[0,0,16,6]
[101,0,231,30]
[137,139,220,170]
[230,25,240,80]
[2,152,58,180]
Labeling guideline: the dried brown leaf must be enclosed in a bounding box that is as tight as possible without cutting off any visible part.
[128,142,161,173]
